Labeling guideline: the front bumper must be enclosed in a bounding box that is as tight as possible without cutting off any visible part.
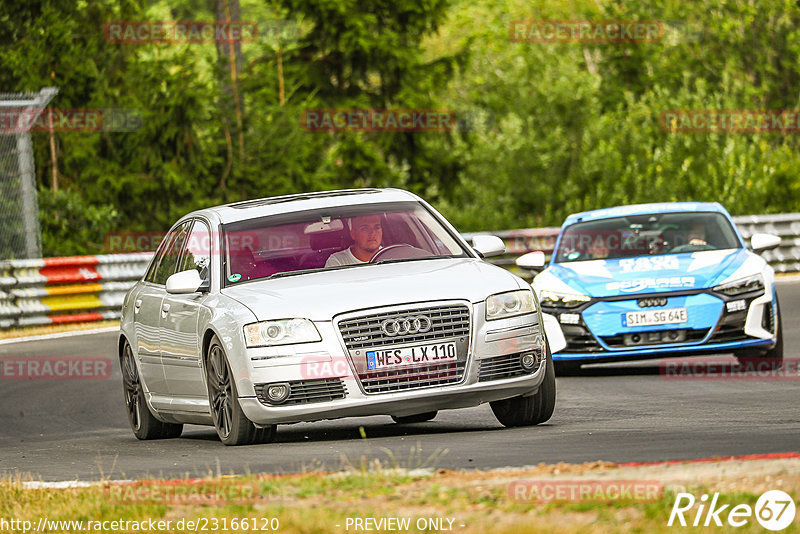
[240,372,544,425]
[544,288,777,363]
[237,302,547,425]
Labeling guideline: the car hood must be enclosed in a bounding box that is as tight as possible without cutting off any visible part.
[222,258,521,321]
[535,248,760,298]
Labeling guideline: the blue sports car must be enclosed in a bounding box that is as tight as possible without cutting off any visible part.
[517,202,783,372]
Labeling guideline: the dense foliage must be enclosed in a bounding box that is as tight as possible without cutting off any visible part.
[1,0,799,256]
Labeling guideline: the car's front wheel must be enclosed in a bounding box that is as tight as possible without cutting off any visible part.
[206,336,276,446]
[121,340,183,440]
[490,348,556,427]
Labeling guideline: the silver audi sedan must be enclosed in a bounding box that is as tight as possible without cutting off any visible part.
[119,188,555,445]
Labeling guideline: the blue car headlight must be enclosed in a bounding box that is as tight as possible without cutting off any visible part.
[244,319,321,348]
[712,275,764,297]
[539,290,592,309]
[486,290,536,321]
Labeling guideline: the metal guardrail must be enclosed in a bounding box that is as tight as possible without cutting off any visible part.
[0,253,153,328]
[0,213,798,329]
[730,214,800,273]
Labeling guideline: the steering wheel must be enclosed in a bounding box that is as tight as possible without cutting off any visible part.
[670,242,715,253]
[369,244,435,263]
[648,237,666,255]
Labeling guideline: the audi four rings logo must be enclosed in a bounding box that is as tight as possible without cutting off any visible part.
[381,315,433,336]
[638,297,668,308]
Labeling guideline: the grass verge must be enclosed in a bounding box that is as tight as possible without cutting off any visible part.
[2,457,798,533]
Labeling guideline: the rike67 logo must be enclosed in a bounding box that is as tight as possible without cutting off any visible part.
[668,490,796,531]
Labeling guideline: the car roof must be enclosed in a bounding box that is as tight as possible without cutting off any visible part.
[182,188,422,224]
[562,202,729,227]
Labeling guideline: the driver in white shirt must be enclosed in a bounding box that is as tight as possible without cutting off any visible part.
[325,215,383,267]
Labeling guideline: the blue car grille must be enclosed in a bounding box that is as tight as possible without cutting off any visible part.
[601,328,708,348]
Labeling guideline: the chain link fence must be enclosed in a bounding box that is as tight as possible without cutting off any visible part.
[0,87,58,260]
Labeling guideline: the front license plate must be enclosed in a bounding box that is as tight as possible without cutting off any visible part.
[623,307,688,327]
[366,342,457,370]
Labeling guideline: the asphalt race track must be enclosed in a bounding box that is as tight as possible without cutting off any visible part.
[2,281,799,481]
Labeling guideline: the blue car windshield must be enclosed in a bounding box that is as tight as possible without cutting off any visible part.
[554,211,741,263]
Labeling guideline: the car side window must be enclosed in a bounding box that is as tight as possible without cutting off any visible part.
[151,222,191,285]
[179,219,211,282]
[143,245,163,284]
[145,225,184,283]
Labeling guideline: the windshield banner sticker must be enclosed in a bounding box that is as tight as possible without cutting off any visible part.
[619,256,680,273]
[606,277,695,293]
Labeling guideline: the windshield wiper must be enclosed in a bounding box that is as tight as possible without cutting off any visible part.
[373,255,454,265]
[264,256,453,278]
[265,266,344,279]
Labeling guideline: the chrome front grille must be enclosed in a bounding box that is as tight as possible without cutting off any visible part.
[338,304,470,350]
[359,360,466,394]
[255,379,347,406]
[337,303,471,394]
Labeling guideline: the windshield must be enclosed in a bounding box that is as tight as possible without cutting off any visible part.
[554,211,741,263]
[222,201,468,284]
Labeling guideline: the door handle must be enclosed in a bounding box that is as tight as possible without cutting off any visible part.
[161,303,171,317]
[134,299,142,313]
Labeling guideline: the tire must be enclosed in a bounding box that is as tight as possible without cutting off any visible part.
[121,340,183,440]
[391,411,438,424]
[735,295,783,369]
[765,302,784,365]
[491,348,556,427]
[206,336,276,446]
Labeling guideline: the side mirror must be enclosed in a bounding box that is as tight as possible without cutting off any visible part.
[516,251,546,271]
[166,269,205,294]
[472,235,505,258]
[751,233,781,253]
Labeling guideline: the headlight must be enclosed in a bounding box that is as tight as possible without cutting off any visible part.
[244,319,321,348]
[713,275,765,297]
[486,290,536,320]
[539,290,592,309]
